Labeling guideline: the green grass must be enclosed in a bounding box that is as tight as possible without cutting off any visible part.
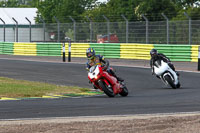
[0,77,90,98]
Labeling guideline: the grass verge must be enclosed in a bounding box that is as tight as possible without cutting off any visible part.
[0,77,90,98]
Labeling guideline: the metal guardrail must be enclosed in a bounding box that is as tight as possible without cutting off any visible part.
[0,42,198,62]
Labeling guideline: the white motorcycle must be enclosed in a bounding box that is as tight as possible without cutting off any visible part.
[153,60,181,89]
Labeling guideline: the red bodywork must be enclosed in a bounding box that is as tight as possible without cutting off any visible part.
[88,65,122,95]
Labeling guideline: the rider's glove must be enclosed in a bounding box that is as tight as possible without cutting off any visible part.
[86,67,89,71]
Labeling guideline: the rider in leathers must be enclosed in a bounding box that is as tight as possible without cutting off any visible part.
[86,48,123,82]
[150,49,179,76]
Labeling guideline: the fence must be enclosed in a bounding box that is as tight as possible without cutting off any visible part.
[0,16,200,44]
[0,42,198,62]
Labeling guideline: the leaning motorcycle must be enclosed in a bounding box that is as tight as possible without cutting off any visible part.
[153,60,181,89]
[88,65,128,97]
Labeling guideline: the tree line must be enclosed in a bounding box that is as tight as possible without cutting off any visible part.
[0,0,200,23]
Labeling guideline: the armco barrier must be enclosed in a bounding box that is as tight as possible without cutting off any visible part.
[90,43,121,58]
[154,44,198,62]
[37,43,62,56]
[65,43,90,57]
[0,42,14,55]
[0,42,198,62]
[64,43,120,58]
[191,45,199,62]
[14,42,37,56]
[120,43,154,60]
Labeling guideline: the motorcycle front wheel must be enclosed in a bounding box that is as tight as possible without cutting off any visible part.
[176,82,181,88]
[164,75,176,89]
[98,80,115,97]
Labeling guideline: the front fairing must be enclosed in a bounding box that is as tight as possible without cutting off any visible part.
[154,60,170,76]
[153,60,179,85]
[88,65,103,81]
[88,65,121,94]
[101,71,121,94]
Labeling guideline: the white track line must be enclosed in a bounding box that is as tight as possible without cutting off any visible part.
[1,111,200,123]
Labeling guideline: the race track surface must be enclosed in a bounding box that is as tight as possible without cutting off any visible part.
[0,59,200,119]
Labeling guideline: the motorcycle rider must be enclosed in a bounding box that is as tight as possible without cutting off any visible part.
[150,49,179,76]
[86,48,124,82]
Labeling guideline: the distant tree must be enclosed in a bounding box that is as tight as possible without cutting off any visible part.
[83,0,139,22]
[135,0,177,21]
[82,2,108,22]
[1,0,199,22]
[171,0,200,20]
[172,0,200,9]
[0,0,18,7]
[0,0,36,7]
[84,0,179,21]
[35,0,98,23]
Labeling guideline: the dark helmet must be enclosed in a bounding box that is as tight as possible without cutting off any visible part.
[86,48,95,59]
[150,49,158,57]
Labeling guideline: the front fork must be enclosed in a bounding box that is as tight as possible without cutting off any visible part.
[160,76,168,85]
[162,73,175,85]
[92,79,109,91]
[100,78,120,94]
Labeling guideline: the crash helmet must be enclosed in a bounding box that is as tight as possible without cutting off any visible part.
[150,49,158,57]
[86,48,95,59]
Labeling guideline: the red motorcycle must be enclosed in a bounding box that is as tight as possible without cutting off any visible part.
[88,65,128,97]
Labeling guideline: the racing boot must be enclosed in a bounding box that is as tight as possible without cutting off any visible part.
[116,76,124,82]
[93,84,98,89]
[168,63,179,76]
[111,71,124,82]
[109,69,124,82]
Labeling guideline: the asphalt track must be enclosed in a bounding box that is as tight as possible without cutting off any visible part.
[0,59,200,119]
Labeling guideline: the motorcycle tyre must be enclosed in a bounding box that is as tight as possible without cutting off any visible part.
[98,80,115,97]
[119,85,128,97]
[164,75,176,89]
[176,82,181,88]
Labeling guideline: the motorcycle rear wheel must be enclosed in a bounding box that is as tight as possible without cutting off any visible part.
[164,75,176,89]
[98,80,115,97]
